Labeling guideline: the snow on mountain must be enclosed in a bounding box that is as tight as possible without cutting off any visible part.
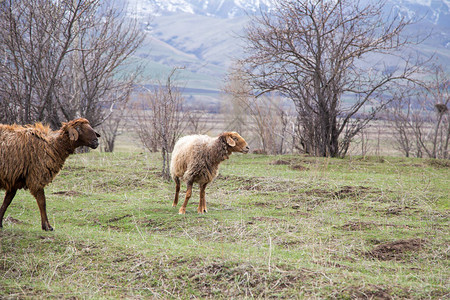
[126,0,450,21]
[402,0,450,7]
[393,0,450,27]
[126,0,274,18]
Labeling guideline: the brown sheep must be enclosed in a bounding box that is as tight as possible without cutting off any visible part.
[170,132,249,214]
[0,118,100,231]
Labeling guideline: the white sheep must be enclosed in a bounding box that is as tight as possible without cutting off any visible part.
[170,132,249,214]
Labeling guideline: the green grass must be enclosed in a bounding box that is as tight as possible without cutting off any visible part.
[1,152,449,298]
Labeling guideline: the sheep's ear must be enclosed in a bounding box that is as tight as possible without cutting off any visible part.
[226,135,236,147]
[68,127,79,141]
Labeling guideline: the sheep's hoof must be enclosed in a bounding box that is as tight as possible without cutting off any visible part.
[42,224,54,231]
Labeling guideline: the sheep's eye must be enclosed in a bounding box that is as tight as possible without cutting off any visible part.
[232,137,237,141]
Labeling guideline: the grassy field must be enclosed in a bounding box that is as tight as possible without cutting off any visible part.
[0,151,448,298]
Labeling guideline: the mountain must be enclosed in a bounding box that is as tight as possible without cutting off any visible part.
[123,0,450,108]
[126,0,274,18]
[394,0,450,27]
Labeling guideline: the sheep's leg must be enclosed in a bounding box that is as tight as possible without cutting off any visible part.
[31,188,53,231]
[172,177,181,207]
[198,183,208,214]
[179,181,193,215]
[0,189,17,228]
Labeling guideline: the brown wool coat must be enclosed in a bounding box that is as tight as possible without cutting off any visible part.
[0,120,84,192]
[0,118,100,231]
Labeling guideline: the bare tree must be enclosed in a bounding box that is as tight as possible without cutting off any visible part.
[223,66,292,154]
[389,65,449,159]
[133,91,158,153]
[221,63,250,141]
[0,0,144,127]
[184,108,215,135]
[427,65,449,159]
[388,90,418,157]
[99,101,129,153]
[222,64,249,135]
[246,95,291,155]
[238,0,426,157]
[135,68,186,180]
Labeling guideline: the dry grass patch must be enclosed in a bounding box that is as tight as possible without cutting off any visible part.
[338,284,395,300]
[188,260,308,298]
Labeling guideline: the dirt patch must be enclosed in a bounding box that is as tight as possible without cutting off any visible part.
[296,186,376,208]
[140,218,164,227]
[241,180,266,191]
[249,216,284,223]
[301,185,382,200]
[4,216,24,224]
[252,149,267,154]
[426,159,450,168]
[341,284,393,299]
[334,186,372,199]
[95,177,149,192]
[384,206,413,215]
[341,221,376,231]
[312,260,350,269]
[399,163,425,168]
[52,190,83,197]
[93,218,124,231]
[279,238,304,247]
[254,201,270,207]
[290,211,311,217]
[304,186,375,198]
[304,188,333,197]
[354,156,386,163]
[269,159,309,171]
[365,238,426,261]
[340,222,412,232]
[218,174,294,193]
[138,218,178,233]
[290,164,308,171]
[61,165,85,171]
[270,159,290,165]
[107,214,132,223]
[287,197,327,211]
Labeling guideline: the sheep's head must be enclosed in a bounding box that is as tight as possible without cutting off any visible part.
[63,118,100,149]
[222,132,249,154]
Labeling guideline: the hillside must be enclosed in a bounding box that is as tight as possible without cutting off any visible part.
[125,0,450,104]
